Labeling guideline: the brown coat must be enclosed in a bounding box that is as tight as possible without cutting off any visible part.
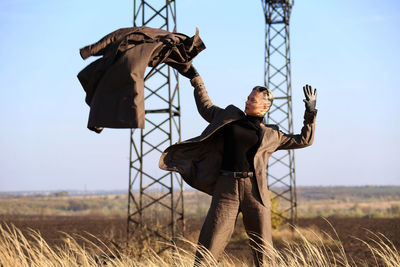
[159,76,317,206]
[77,26,205,132]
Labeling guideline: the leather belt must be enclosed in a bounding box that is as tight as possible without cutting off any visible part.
[220,170,254,179]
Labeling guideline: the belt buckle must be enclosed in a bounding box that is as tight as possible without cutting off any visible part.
[234,172,247,178]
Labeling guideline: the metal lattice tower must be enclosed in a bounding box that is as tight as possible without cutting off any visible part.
[128,0,184,247]
[262,0,297,225]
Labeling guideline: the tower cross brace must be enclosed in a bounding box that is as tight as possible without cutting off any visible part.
[262,0,297,225]
[127,0,184,248]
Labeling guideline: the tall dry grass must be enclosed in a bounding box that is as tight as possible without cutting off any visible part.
[0,223,399,267]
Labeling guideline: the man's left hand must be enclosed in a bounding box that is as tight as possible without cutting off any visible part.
[303,84,317,112]
[179,65,199,80]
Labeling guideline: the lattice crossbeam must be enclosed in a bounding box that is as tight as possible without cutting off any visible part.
[128,0,184,251]
[262,0,297,226]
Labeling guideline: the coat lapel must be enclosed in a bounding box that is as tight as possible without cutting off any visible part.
[183,105,245,144]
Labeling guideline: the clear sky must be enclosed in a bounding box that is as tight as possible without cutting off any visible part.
[0,0,399,192]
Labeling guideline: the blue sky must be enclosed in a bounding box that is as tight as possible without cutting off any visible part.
[0,0,399,191]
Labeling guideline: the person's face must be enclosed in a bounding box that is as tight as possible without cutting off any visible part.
[245,91,270,116]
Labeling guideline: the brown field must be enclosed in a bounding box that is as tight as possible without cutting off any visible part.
[1,214,399,266]
[1,188,399,265]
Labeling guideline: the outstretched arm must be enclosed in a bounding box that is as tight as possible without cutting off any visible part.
[180,65,222,123]
[277,84,317,150]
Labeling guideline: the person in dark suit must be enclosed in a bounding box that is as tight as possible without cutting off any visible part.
[159,66,317,266]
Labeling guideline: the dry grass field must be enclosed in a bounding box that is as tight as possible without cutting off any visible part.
[0,216,399,266]
[1,187,399,266]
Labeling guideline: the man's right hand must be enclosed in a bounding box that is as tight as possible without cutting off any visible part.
[303,84,317,112]
[179,65,199,80]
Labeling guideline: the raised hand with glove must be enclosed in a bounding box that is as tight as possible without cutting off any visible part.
[303,84,317,113]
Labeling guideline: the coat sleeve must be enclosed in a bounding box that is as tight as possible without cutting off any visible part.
[276,110,317,150]
[190,76,223,123]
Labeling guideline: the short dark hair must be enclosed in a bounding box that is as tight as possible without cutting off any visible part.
[252,86,274,107]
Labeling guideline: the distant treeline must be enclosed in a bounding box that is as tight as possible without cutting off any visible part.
[296,186,400,201]
[1,186,399,201]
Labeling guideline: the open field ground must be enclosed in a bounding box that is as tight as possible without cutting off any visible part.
[1,186,399,265]
[0,215,399,266]
[1,186,400,218]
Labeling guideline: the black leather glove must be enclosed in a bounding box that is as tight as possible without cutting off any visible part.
[179,65,199,80]
[303,84,317,112]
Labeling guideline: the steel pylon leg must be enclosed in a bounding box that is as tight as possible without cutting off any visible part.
[262,0,297,226]
[127,0,184,252]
